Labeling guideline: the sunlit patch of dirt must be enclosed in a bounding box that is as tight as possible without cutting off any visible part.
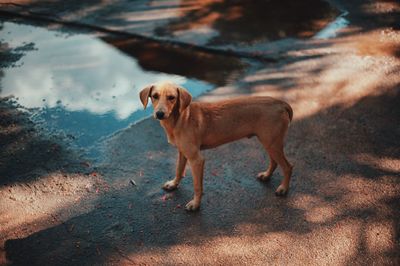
[353,153,400,173]
[189,27,400,264]
[0,172,103,265]
[365,221,395,254]
[0,171,104,263]
[362,0,400,14]
[220,29,400,121]
[0,98,104,264]
[352,29,400,57]
[121,220,362,265]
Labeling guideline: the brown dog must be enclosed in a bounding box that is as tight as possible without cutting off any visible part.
[140,81,293,211]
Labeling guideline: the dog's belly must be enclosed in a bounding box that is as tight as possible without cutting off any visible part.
[200,129,256,150]
[200,136,255,150]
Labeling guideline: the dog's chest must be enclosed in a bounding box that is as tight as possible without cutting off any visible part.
[161,126,176,146]
[166,132,176,146]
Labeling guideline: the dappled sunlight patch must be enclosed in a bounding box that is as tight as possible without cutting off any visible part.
[365,222,395,254]
[122,221,362,265]
[361,1,400,15]
[353,153,400,173]
[290,194,321,210]
[290,194,338,224]
[325,29,400,64]
[110,7,189,23]
[305,205,337,223]
[239,38,400,121]
[0,172,100,243]
[337,174,399,209]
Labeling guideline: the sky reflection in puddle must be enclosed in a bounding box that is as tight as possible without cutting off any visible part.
[0,22,214,155]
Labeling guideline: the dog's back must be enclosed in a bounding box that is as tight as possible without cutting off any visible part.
[190,96,292,149]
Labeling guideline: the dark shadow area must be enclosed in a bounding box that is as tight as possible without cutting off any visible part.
[0,0,109,19]
[155,0,339,45]
[4,86,399,264]
[0,1,399,264]
[339,0,400,32]
[0,0,399,56]
[101,35,247,86]
[0,98,90,186]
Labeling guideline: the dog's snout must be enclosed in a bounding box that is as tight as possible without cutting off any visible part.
[156,111,165,120]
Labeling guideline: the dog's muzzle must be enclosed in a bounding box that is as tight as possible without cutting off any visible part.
[156,111,165,120]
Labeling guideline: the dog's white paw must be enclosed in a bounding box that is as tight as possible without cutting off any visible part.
[185,200,200,211]
[162,180,178,191]
[257,171,272,181]
[275,184,288,196]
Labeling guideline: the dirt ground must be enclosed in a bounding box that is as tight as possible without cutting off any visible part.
[0,0,399,265]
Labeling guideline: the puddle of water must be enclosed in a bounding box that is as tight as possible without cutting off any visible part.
[101,35,246,86]
[313,12,349,39]
[0,21,244,158]
[155,0,340,45]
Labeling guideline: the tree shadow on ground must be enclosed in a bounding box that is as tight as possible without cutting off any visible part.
[154,0,338,45]
[1,1,399,263]
[4,84,399,264]
[0,21,89,186]
[1,0,398,47]
[0,0,339,46]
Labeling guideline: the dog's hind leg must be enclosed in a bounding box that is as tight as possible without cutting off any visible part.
[257,151,277,181]
[268,142,293,196]
[257,129,293,196]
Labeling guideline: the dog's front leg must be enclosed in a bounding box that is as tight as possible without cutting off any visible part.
[185,153,204,211]
[163,151,187,191]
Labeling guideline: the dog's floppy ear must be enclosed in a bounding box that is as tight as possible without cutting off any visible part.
[178,86,192,113]
[139,85,154,109]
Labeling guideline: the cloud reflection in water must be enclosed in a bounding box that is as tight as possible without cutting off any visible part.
[0,22,213,152]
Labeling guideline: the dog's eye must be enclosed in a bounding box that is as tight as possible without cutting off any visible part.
[167,96,176,101]
[152,94,159,100]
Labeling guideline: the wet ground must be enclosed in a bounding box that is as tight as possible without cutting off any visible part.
[1,0,400,265]
[154,0,339,44]
[0,0,352,60]
[0,20,246,158]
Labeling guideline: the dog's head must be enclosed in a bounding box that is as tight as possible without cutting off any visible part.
[139,81,192,120]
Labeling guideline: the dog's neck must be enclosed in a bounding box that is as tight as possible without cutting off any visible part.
[160,105,184,145]
[160,118,175,134]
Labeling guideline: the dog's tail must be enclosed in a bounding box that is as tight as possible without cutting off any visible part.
[284,102,293,122]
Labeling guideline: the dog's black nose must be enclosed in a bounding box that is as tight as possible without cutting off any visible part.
[156,111,165,120]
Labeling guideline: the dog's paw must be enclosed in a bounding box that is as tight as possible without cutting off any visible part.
[257,171,272,181]
[162,180,178,191]
[185,200,200,211]
[275,184,288,196]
